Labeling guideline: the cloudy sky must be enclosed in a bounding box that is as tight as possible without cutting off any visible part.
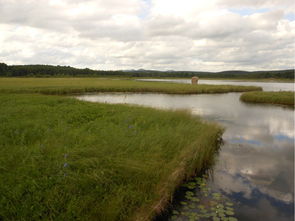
[0,0,294,71]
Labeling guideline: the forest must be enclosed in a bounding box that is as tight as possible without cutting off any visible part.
[0,62,294,79]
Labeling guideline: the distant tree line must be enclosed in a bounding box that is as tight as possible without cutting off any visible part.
[0,62,294,79]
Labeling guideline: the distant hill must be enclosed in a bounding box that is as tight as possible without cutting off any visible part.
[0,62,294,79]
[121,68,294,79]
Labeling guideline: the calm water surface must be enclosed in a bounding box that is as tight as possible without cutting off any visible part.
[77,80,294,221]
[137,79,294,91]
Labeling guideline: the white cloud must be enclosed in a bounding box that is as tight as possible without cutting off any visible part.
[0,0,294,71]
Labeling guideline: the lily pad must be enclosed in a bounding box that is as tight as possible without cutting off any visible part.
[191,197,200,202]
[225,211,235,216]
[213,217,221,221]
[226,202,234,207]
[172,210,179,215]
[171,215,177,220]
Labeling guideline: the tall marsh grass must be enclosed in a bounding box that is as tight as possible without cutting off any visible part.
[0,94,223,220]
[240,91,294,106]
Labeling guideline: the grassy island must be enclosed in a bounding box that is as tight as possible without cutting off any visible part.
[240,91,294,107]
[0,78,262,95]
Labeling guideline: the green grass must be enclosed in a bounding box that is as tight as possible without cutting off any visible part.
[0,93,223,221]
[240,91,294,106]
[0,77,262,95]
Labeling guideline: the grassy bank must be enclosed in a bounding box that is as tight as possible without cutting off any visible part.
[0,94,223,220]
[240,91,294,106]
[0,78,262,95]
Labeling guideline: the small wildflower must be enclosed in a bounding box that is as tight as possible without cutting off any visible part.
[63,163,68,168]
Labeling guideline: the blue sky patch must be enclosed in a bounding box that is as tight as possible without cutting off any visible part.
[284,13,295,21]
[229,8,269,16]
[274,134,294,142]
[139,0,151,19]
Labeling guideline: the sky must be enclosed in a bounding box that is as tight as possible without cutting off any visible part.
[0,0,294,71]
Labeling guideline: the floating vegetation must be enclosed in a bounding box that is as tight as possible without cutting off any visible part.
[171,175,237,221]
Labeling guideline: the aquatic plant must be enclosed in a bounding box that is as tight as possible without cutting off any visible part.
[171,175,237,221]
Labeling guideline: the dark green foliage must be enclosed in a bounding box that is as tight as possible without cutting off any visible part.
[0,64,124,77]
[0,63,8,75]
[0,62,293,79]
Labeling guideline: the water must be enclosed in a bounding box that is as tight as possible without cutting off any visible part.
[137,79,294,91]
[76,80,294,221]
